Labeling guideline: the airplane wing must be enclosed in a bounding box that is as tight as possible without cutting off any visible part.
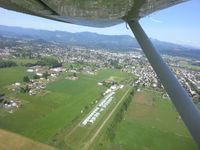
[0,0,187,27]
[1,0,200,147]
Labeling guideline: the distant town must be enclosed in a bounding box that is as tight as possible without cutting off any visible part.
[0,0,199,149]
[0,36,199,113]
[0,28,199,150]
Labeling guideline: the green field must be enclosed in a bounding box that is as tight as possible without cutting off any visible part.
[11,58,38,66]
[0,67,129,148]
[1,65,197,150]
[51,86,132,150]
[92,89,197,150]
[179,60,200,71]
[0,67,26,89]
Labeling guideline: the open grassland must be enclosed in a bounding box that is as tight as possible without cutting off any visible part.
[92,89,197,150]
[49,86,131,150]
[0,67,129,148]
[0,129,57,150]
[0,67,26,89]
[198,103,200,109]
[0,66,34,97]
[179,60,200,71]
[11,58,38,66]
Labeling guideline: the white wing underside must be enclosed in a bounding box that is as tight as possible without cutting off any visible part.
[0,0,187,27]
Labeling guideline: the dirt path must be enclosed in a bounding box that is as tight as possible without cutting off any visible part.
[82,88,131,150]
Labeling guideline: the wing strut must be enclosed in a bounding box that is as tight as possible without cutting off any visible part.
[128,20,200,147]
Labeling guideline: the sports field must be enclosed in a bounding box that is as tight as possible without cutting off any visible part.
[92,89,197,150]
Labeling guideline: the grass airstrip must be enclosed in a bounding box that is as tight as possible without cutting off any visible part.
[0,66,129,149]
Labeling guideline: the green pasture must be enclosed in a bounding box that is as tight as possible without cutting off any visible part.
[93,89,197,150]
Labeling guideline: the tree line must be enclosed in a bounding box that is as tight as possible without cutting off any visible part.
[24,57,62,68]
[106,88,135,141]
[0,60,17,68]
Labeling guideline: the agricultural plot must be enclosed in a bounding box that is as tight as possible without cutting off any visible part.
[178,60,200,71]
[0,129,57,150]
[92,89,197,150]
[0,67,27,91]
[11,58,38,66]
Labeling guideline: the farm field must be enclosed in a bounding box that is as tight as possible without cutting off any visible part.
[0,66,129,148]
[92,89,197,150]
[0,129,57,150]
[178,60,200,71]
[11,58,38,66]
[0,66,27,92]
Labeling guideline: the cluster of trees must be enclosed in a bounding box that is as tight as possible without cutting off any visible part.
[0,60,17,68]
[191,62,200,67]
[23,71,49,83]
[22,76,31,93]
[106,88,135,141]
[24,57,62,68]
[73,73,77,77]
[23,76,30,83]
[33,74,40,79]
[102,80,117,88]
[42,71,49,79]
[0,93,5,103]
[21,73,49,94]
[36,57,62,68]
[24,62,36,67]
[110,60,122,69]
[20,85,30,93]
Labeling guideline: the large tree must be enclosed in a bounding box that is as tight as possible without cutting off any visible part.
[23,76,30,83]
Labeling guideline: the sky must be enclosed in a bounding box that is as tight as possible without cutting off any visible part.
[0,0,200,48]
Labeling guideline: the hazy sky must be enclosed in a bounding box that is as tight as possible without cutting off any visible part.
[0,0,200,48]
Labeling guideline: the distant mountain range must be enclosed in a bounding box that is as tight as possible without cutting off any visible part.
[0,25,199,59]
